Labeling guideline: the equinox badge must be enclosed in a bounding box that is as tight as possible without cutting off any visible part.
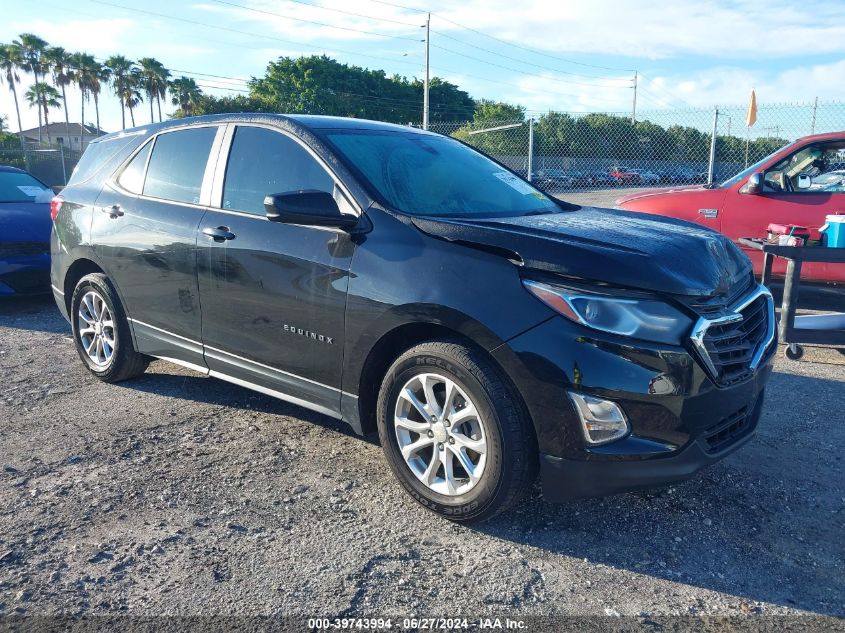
[283,324,334,344]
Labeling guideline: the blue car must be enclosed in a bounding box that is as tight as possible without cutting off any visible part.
[0,166,54,296]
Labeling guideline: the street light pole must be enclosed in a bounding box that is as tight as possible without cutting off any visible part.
[423,13,430,130]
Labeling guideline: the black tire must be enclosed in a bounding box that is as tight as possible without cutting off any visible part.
[784,344,804,361]
[376,339,537,522]
[70,273,149,383]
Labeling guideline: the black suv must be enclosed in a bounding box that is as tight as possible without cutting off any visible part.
[51,114,775,521]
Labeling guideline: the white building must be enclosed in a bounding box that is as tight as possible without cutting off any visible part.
[21,123,106,150]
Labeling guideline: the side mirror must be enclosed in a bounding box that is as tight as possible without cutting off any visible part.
[264,190,357,229]
[743,172,764,194]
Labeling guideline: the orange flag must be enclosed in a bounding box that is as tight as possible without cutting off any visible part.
[745,90,757,127]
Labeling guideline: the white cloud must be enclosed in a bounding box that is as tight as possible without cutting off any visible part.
[423,0,845,60]
[644,58,845,108]
[7,18,135,57]
[192,1,424,43]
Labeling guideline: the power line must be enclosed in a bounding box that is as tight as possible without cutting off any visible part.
[208,0,422,42]
[365,0,428,14]
[430,43,632,90]
[365,0,635,72]
[29,0,646,117]
[85,0,424,70]
[165,67,482,117]
[431,29,629,83]
[82,0,603,107]
[269,0,423,27]
[636,72,695,109]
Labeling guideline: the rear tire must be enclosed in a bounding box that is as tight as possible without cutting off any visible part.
[70,273,148,383]
[784,344,804,361]
[377,339,537,522]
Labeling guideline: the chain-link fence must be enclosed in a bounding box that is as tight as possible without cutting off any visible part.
[423,100,845,194]
[0,145,84,189]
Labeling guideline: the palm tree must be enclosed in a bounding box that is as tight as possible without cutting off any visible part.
[14,33,48,142]
[125,67,144,127]
[70,52,90,135]
[138,57,171,123]
[73,53,109,135]
[169,76,202,117]
[92,62,110,134]
[44,46,73,140]
[0,44,26,149]
[24,82,61,143]
[105,55,135,130]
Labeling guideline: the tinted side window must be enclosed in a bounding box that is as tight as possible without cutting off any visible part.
[143,127,217,204]
[222,126,334,214]
[68,135,138,186]
[117,141,152,194]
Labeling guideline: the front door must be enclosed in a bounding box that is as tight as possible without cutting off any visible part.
[722,140,845,282]
[197,124,358,416]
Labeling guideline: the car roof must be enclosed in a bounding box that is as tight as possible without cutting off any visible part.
[795,131,845,144]
[91,113,432,145]
[0,165,28,174]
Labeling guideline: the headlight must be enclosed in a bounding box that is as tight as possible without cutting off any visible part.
[522,279,692,345]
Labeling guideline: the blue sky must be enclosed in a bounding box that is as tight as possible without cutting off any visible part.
[2,0,844,134]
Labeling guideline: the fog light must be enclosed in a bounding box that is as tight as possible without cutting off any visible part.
[567,392,629,446]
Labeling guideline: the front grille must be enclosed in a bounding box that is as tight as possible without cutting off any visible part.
[0,242,49,258]
[703,400,757,453]
[700,295,769,385]
[688,281,774,387]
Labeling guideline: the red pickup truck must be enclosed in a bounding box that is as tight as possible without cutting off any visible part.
[615,131,845,283]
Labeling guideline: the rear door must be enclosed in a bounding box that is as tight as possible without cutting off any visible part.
[196,124,358,416]
[93,125,222,369]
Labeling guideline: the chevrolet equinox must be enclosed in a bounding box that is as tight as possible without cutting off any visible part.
[50,114,776,521]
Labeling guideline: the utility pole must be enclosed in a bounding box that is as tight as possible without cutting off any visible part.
[527,118,534,182]
[631,71,638,123]
[811,96,818,134]
[423,13,430,130]
[707,106,718,185]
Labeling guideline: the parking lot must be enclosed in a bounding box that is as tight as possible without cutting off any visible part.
[0,294,843,623]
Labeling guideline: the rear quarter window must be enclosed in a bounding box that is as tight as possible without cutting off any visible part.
[68,134,143,186]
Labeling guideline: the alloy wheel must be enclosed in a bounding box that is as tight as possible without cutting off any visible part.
[394,373,488,496]
[77,290,116,367]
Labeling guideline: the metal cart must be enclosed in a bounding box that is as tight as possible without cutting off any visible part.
[739,238,845,359]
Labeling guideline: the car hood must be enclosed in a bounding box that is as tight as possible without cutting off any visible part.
[411,206,751,297]
[615,184,707,205]
[0,202,52,243]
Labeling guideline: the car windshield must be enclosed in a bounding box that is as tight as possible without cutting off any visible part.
[324,130,561,218]
[0,170,51,203]
[718,141,794,188]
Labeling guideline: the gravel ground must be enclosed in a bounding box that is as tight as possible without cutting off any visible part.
[0,295,843,626]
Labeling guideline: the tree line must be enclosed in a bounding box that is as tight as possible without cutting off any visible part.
[0,36,788,168]
[190,55,788,166]
[0,33,205,147]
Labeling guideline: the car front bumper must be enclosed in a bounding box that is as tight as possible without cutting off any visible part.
[539,392,764,501]
[492,314,775,501]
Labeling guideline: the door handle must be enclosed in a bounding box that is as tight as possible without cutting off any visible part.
[202,226,236,241]
[100,204,123,218]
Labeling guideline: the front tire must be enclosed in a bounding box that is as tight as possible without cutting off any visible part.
[377,340,537,522]
[70,273,148,383]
